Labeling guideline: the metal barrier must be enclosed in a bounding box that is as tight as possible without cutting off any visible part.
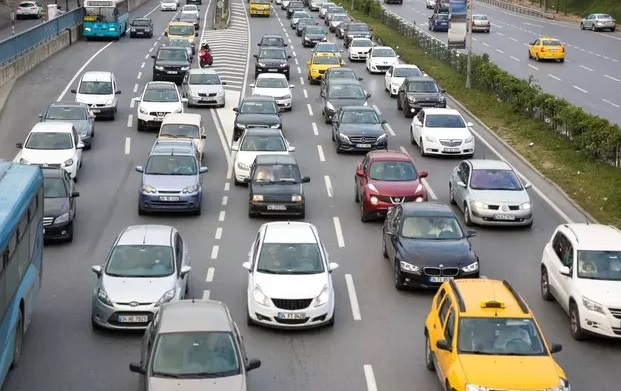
[0,8,84,65]
[475,0,556,20]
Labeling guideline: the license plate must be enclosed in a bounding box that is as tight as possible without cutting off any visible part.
[136,31,143,34]
[160,196,180,201]
[444,147,460,152]
[550,48,557,51]
[91,109,101,113]
[429,277,453,282]
[278,312,306,320]
[167,71,178,74]
[153,117,162,122]
[118,315,148,323]
[493,214,516,220]
[267,69,278,72]
[356,143,372,148]
[267,204,287,210]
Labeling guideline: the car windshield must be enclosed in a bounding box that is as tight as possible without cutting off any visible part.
[255,77,289,88]
[152,331,240,378]
[257,243,324,274]
[189,73,220,85]
[143,87,179,102]
[328,84,365,99]
[394,67,422,77]
[425,114,465,128]
[169,25,194,35]
[160,124,200,138]
[253,0,270,3]
[313,55,340,65]
[169,39,190,47]
[408,81,439,93]
[252,163,301,182]
[182,5,197,10]
[293,12,310,18]
[594,14,613,20]
[25,132,73,150]
[132,19,151,26]
[401,216,464,239]
[372,48,396,57]
[305,27,324,34]
[577,250,621,281]
[289,1,304,6]
[314,43,337,52]
[328,69,356,80]
[45,106,87,120]
[341,110,379,124]
[321,3,335,9]
[240,136,286,151]
[541,39,561,46]
[328,7,344,13]
[458,317,546,356]
[369,161,417,181]
[333,15,349,21]
[260,37,285,47]
[158,49,188,60]
[145,155,197,175]
[240,101,278,114]
[43,177,69,198]
[260,50,286,59]
[298,19,315,26]
[105,245,174,277]
[351,39,372,47]
[78,80,112,95]
[469,169,523,191]
[349,24,369,31]
[84,7,115,23]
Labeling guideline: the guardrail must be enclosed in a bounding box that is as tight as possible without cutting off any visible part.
[0,8,83,65]
[475,0,555,20]
[213,0,231,29]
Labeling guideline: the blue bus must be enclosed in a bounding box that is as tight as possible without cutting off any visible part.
[0,163,44,387]
[83,0,130,39]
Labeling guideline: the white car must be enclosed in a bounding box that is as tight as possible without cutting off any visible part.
[181,4,200,18]
[426,0,436,9]
[275,0,281,4]
[251,74,294,111]
[318,2,335,18]
[348,38,373,61]
[16,1,42,19]
[71,71,121,120]
[232,128,295,185]
[134,82,188,132]
[243,221,339,328]
[366,46,400,73]
[409,108,475,157]
[160,0,179,11]
[309,0,324,11]
[541,223,621,340]
[16,122,84,181]
[281,0,291,10]
[384,64,425,97]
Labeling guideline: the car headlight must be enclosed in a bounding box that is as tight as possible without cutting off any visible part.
[471,201,488,209]
[54,212,70,224]
[182,184,199,193]
[546,378,571,391]
[97,288,113,306]
[180,66,190,71]
[465,385,486,391]
[407,96,417,103]
[582,296,605,314]
[155,66,164,70]
[326,101,334,111]
[131,28,136,32]
[438,95,446,101]
[19,158,29,164]
[109,27,115,31]
[520,202,532,210]
[363,101,368,106]
[283,94,292,99]
[237,162,250,170]
[84,27,91,31]
[189,90,199,97]
[465,136,474,143]
[377,133,387,141]
[258,62,266,67]
[425,135,436,143]
[252,195,264,202]
[174,108,183,113]
[322,37,327,41]
[462,261,479,273]
[80,129,88,137]
[61,159,74,167]
[279,63,287,67]
[314,285,330,307]
[291,195,303,202]
[142,184,157,193]
[104,99,113,105]
[270,124,280,129]
[399,261,420,273]
[139,106,149,114]
[253,285,270,306]
[369,195,379,205]
[338,133,349,142]
[216,90,224,96]
[415,197,424,202]
[155,289,176,307]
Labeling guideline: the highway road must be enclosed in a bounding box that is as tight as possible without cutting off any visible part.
[0,0,70,42]
[383,0,621,126]
[1,0,621,390]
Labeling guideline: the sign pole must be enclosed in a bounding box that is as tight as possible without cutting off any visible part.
[465,0,473,89]
[11,11,15,36]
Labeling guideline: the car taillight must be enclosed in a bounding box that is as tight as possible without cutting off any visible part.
[31,6,37,9]
[560,46,564,52]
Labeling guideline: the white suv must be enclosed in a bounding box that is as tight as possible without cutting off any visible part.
[135,82,187,132]
[540,223,621,340]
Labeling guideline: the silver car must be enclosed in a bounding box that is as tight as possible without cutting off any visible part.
[580,13,616,32]
[182,68,226,107]
[91,225,192,330]
[39,102,95,149]
[449,159,533,227]
[309,0,324,11]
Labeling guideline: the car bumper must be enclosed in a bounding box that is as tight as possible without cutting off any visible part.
[187,94,225,106]
[138,192,202,212]
[153,71,186,83]
[274,97,292,109]
[368,63,394,73]
[349,51,368,60]
[578,303,621,338]
[336,138,387,152]
[130,29,153,36]
[309,5,319,10]
[363,196,426,218]
[537,52,564,60]
[234,166,250,182]
[248,297,334,328]
[137,112,166,129]
[405,101,446,113]
[249,201,305,216]
[420,139,474,156]
[17,10,39,16]
[88,105,115,117]
[250,9,271,15]
[470,206,533,226]
[592,23,616,29]
[396,270,480,288]
[472,25,490,31]
[431,24,449,31]
[92,297,159,330]
[43,220,73,240]
[256,66,289,75]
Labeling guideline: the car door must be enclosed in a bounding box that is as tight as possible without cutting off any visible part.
[384,66,394,90]
[454,161,470,208]
[530,39,540,56]
[584,15,593,28]
[71,127,83,166]
[411,110,425,141]
[431,294,453,381]
[174,233,188,295]
[549,232,573,311]
[181,72,190,97]
[198,119,206,154]
[356,155,370,193]
[67,171,77,216]
[438,307,457,379]
[331,108,342,138]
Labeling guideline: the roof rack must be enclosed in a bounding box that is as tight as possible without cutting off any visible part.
[448,279,466,312]
[562,224,579,243]
[502,280,529,314]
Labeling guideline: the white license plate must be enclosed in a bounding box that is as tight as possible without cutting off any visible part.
[91,109,101,113]
[444,147,460,152]
[267,204,287,210]
[136,31,144,34]
[494,214,516,220]
[278,312,306,320]
[356,143,372,148]
[153,117,163,122]
[429,277,453,282]
[167,71,178,74]
[160,196,180,201]
[118,315,148,323]
[549,48,557,51]
[267,69,278,72]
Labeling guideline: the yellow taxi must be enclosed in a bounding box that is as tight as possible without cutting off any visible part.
[306,52,343,84]
[528,36,565,62]
[165,22,198,53]
[249,0,271,17]
[424,279,570,391]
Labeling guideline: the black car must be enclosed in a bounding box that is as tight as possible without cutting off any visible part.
[244,154,310,218]
[301,25,326,45]
[186,0,202,4]
[254,48,291,79]
[176,13,199,30]
[42,168,79,242]
[233,96,282,142]
[286,1,304,18]
[296,18,318,37]
[382,202,479,290]
[320,67,362,95]
[332,106,388,153]
[320,79,371,123]
[344,22,372,48]
[151,46,191,84]
[258,34,288,49]
[397,77,446,118]
[129,17,154,38]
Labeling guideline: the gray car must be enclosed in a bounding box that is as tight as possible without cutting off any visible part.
[182,68,226,107]
[580,13,616,32]
[320,79,371,123]
[129,300,262,390]
[39,102,95,149]
[90,225,192,330]
[290,11,311,29]
[449,159,533,227]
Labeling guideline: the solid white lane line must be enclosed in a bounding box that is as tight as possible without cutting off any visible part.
[124,137,131,155]
[602,99,620,108]
[333,217,345,247]
[215,227,223,240]
[363,365,378,391]
[317,145,325,161]
[528,64,539,70]
[133,83,138,93]
[510,56,520,62]
[206,267,215,282]
[210,245,219,260]
[307,103,314,116]
[573,85,588,93]
[218,211,226,221]
[385,123,395,136]
[127,115,133,127]
[202,290,210,300]
[421,178,437,200]
[303,88,308,98]
[372,104,382,115]
[221,196,228,206]
[345,274,361,320]
[140,62,145,69]
[548,74,561,81]
[579,65,594,72]
[137,71,142,80]
[605,74,620,82]
[324,175,333,197]
[224,182,230,191]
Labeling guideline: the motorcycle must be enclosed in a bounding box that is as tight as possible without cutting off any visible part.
[199,49,213,68]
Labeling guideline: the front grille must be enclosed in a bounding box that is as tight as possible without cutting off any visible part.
[441,267,459,277]
[423,267,460,277]
[263,195,291,202]
[349,34,369,38]
[87,103,106,108]
[349,136,378,143]
[158,190,181,194]
[376,195,416,203]
[609,307,621,319]
[271,298,313,310]
[375,65,391,71]
[43,217,54,226]
[275,96,289,100]
[246,124,269,129]
[508,205,520,211]
[164,66,181,71]
[439,139,463,147]
[149,200,190,207]
[37,163,61,168]
[197,93,218,97]
[487,205,500,210]
[275,317,309,325]
[149,111,170,117]
[116,302,152,306]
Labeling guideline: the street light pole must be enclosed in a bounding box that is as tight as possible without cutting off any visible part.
[465,0,473,89]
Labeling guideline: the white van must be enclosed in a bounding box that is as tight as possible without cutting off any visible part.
[158,113,206,161]
[71,71,121,120]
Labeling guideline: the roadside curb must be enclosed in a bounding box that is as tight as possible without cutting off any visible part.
[0,78,15,120]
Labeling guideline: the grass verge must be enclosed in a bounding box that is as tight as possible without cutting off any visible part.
[343,5,621,225]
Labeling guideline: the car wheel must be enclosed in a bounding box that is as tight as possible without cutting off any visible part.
[535,53,540,62]
[580,23,584,30]
[381,231,388,259]
[397,95,403,110]
[449,183,456,205]
[540,267,554,301]
[591,24,596,31]
[335,140,342,154]
[527,50,532,59]
[425,333,435,371]
[570,301,587,340]
[463,204,474,226]
[419,138,427,157]
[354,182,359,202]
[394,261,405,290]
[248,205,257,218]
[10,310,22,369]
[360,201,371,222]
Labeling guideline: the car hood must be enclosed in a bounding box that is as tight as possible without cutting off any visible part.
[251,87,290,98]
[369,56,399,64]
[155,59,190,67]
[235,150,288,166]
[575,279,621,307]
[143,174,197,191]
[44,197,70,216]
[423,127,471,139]
[21,148,74,164]
[338,123,385,136]
[102,275,176,303]
[139,102,183,112]
[367,179,424,196]
[188,84,224,94]
[258,58,287,65]
[251,182,302,196]
[399,238,475,266]
[349,46,371,53]
[76,93,113,105]
[458,355,561,389]
[327,97,368,108]
[43,118,91,135]
[469,189,530,205]
[255,272,328,299]
[236,113,280,126]
[148,376,245,391]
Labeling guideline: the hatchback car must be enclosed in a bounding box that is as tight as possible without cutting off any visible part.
[320,79,370,123]
[42,167,79,242]
[347,38,373,61]
[181,68,226,107]
[366,46,399,73]
[397,77,446,117]
[91,225,192,330]
[251,73,294,111]
[233,128,295,185]
[135,82,188,131]
[428,12,449,31]
[471,14,491,33]
[15,1,42,19]
[254,47,292,80]
[157,113,206,161]
[129,17,154,38]
[39,102,95,149]
[232,96,282,142]
[409,108,474,157]
[71,71,121,120]
[307,52,343,85]
[384,65,424,97]
[332,106,388,153]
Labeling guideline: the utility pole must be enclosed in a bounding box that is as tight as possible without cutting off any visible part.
[465,0,473,88]
[543,0,548,12]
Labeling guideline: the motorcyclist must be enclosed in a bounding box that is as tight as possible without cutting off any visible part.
[198,41,213,67]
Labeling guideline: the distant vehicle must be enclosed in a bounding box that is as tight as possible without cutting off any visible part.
[332,106,388,153]
[158,113,206,161]
[251,73,295,111]
[471,14,491,33]
[347,38,374,61]
[129,17,154,38]
[320,79,370,123]
[232,96,282,142]
[249,0,271,17]
[409,108,474,157]
[254,47,292,80]
[151,46,191,84]
[258,34,288,49]
[397,76,446,117]
[581,13,616,32]
[160,0,180,11]
[176,12,199,30]
[15,1,42,19]
[384,65,424,97]
[528,36,565,62]
[0,162,44,388]
[425,0,436,9]
[428,12,449,32]
[383,0,402,4]
[82,0,129,39]
[71,71,121,120]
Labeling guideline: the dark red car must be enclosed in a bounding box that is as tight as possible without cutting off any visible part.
[354,150,428,222]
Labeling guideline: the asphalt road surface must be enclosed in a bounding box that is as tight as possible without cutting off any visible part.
[383,0,621,126]
[1,0,621,390]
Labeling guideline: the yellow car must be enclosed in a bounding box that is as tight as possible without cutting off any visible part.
[249,0,271,16]
[306,52,343,84]
[528,36,565,62]
[165,22,198,53]
[424,279,570,391]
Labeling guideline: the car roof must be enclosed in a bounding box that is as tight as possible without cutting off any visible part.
[467,159,511,170]
[366,149,411,162]
[159,300,233,333]
[448,279,532,318]
[262,222,318,244]
[47,101,89,109]
[151,140,196,156]
[422,108,460,115]
[242,95,277,102]
[133,17,151,21]
[261,34,285,39]
[254,154,297,165]
[145,81,177,90]
[31,122,74,133]
[161,113,202,126]
[560,224,621,250]
[81,71,113,82]
[187,68,220,76]
[401,202,455,217]
[41,167,68,179]
[116,225,175,246]
[256,73,287,80]
[327,67,354,73]
[405,76,434,82]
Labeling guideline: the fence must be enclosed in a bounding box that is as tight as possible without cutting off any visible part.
[213,0,231,29]
[0,8,83,65]
[475,0,556,19]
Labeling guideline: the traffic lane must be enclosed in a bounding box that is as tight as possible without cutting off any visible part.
[0,17,44,41]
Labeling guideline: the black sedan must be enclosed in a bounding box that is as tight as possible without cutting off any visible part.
[296,18,318,36]
[254,48,291,80]
[129,17,154,38]
[320,79,371,123]
[301,26,327,46]
[332,106,388,153]
[42,167,79,242]
[244,154,310,218]
[382,202,480,290]
[232,96,282,142]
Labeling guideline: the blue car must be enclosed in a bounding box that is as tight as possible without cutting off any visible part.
[136,139,208,215]
[428,12,449,32]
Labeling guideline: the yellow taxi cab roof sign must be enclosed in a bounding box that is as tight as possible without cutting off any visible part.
[481,300,505,309]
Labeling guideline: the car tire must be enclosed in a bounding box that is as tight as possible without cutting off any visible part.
[65,224,74,243]
[540,267,554,301]
[248,205,257,218]
[335,140,342,154]
[419,138,427,157]
[580,23,584,30]
[535,53,540,62]
[354,182,359,202]
[381,231,388,258]
[10,310,22,369]
[425,333,435,371]
[463,204,474,226]
[394,261,405,290]
[449,183,456,205]
[591,24,596,31]
[360,203,371,222]
[570,301,587,340]
[138,205,146,216]
[397,95,403,110]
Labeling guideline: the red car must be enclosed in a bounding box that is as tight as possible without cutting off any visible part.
[354,150,428,222]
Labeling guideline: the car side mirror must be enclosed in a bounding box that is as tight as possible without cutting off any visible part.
[357,77,363,81]
[549,344,562,354]
[91,265,103,276]
[195,32,199,37]
[253,54,258,58]
[436,339,451,352]
[284,43,288,46]
[242,177,251,183]
[381,119,387,124]
[559,266,571,276]
[301,176,311,183]
[199,167,208,174]
[288,146,296,152]
[242,261,252,271]
[16,142,23,149]
[289,85,295,89]
[466,230,477,238]
[70,89,77,93]
[524,182,532,189]
[329,262,339,272]
[135,166,144,173]
[181,98,188,104]
[233,107,239,112]
[129,363,145,374]
[77,142,85,149]
[456,181,466,188]
[71,191,80,198]
[231,145,239,151]
[115,90,122,95]
[419,170,428,178]
[466,122,474,127]
[257,43,261,46]
[288,55,292,58]
[134,97,141,102]
[366,93,371,99]
[179,265,191,277]
[164,31,168,36]
[249,84,255,88]
[246,358,261,371]
[38,113,43,119]
[200,134,206,139]
[221,82,227,85]
[356,168,364,177]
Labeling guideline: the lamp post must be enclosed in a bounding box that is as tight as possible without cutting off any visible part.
[465,0,473,89]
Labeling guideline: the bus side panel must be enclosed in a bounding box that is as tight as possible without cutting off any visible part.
[24,219,43,332]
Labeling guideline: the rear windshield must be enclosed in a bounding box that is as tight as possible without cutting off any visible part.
[541,39,561,46]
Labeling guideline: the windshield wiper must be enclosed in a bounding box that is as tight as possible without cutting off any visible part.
[287,271,320,275]
[463,350,496,355]
[256,269,286,274]
[152,371,182,379]
[270,179,298,184]
[160,134,178,138]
